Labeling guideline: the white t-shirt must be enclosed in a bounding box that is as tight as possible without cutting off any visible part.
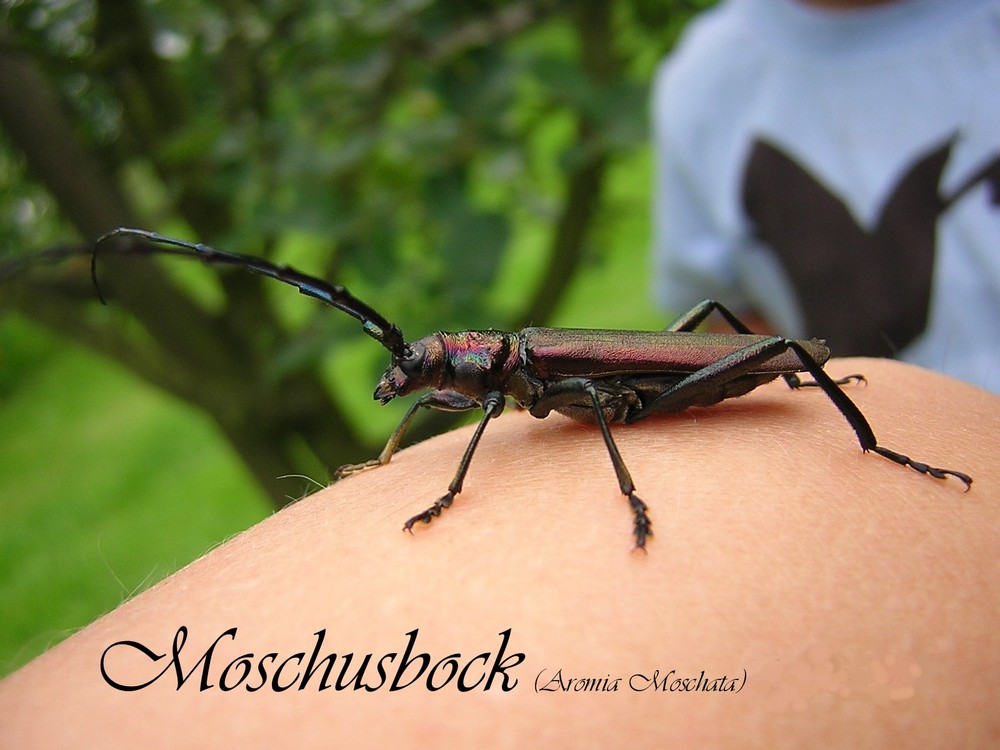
[653,0,1000,393]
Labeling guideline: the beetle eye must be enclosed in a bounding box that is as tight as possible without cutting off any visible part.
[399,343,425,377]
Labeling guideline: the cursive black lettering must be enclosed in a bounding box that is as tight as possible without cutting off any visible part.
[99,626,525,692]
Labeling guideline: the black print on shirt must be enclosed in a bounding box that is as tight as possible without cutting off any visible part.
[741,136,1000,355]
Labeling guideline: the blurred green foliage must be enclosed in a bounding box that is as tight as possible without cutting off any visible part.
[0,0,710,674]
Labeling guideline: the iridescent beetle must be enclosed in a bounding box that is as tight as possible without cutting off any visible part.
[94,228,972,549]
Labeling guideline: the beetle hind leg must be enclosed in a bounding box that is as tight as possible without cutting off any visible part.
[778,340,972,489]
[664,300,865,389]
[871,446,972,487]
[627,335,971,490]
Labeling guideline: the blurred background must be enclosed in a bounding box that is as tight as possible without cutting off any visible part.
[0,0,709,675]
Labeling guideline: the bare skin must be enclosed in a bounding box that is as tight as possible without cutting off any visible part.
[0,358,996,748]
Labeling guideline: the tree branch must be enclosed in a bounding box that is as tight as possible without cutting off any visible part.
[514,3,618,328]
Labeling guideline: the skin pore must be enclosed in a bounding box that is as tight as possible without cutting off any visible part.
[0,358,997,747]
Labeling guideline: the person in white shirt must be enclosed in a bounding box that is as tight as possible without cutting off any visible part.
[653,0,1000,393]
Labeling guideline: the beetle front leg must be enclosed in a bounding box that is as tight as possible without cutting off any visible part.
[402,392,505,534]
[335,391,480,478]
[532,379,652,551]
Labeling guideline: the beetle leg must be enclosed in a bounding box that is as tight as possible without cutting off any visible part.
[402,392,505,534]
[527,378,638,422]
[584,383,652,551]
[783,371,866,389]
[628,335,794,420]
[631,336,972,489]
[665,299,862,387]
[778,339,971,489]
[335,391,480,478]
[664,299,755,334]
[531,379,652,550]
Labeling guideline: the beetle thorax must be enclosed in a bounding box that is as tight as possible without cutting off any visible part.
[440,331,520,398]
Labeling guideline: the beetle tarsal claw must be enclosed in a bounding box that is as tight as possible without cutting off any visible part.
[334,459,384,478]
[402,491,456,533]
[787,372,866,389]
[628,492,653,551]
[871,447,973,491]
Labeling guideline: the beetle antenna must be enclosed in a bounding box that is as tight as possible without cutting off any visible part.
[93,227,409,360]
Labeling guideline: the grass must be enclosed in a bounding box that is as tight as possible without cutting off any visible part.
[0,317,269,676]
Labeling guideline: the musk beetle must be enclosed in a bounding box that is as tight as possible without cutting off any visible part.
[93,228,973,550]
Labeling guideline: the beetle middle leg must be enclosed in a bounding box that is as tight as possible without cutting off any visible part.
[530,379,652,550]
[666,299,863,388]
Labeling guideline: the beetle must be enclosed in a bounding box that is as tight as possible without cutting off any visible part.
[93,227,972,549]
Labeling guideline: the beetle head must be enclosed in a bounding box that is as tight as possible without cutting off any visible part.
[373,334,446,403]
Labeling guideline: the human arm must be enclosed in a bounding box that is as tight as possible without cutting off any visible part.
[0,358,996,747]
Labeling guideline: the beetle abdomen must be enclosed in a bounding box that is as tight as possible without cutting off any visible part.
[520,328,830,379]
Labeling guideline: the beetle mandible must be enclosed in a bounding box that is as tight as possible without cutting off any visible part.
[93,228,973,550]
